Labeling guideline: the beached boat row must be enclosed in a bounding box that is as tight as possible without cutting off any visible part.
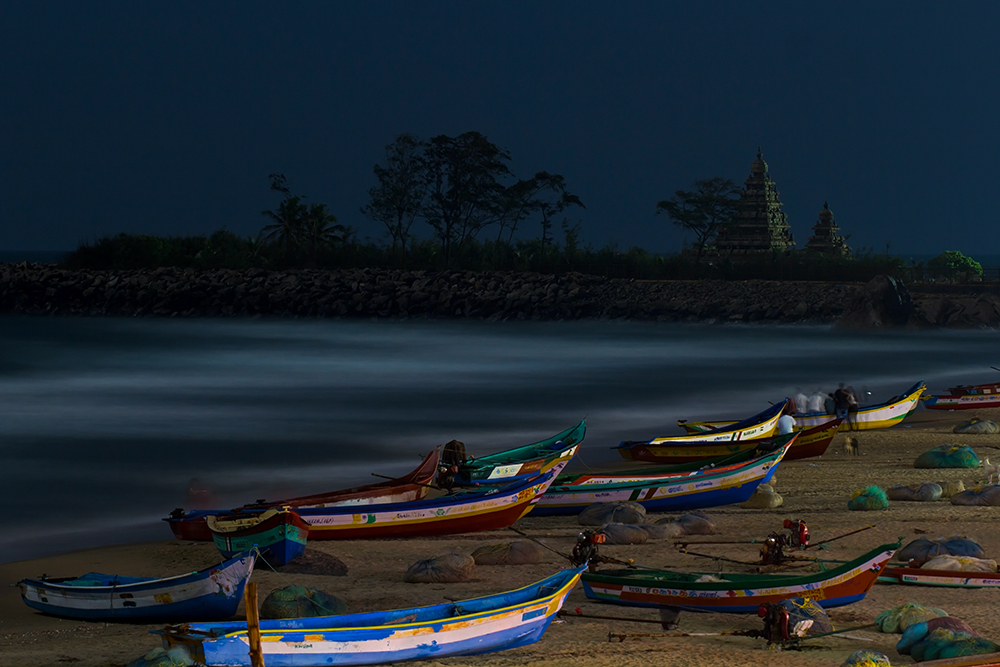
[18,379,935,666]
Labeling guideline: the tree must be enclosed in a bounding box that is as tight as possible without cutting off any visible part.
[301,202,345,268]
[361,134,426,256]
[495,172,584,245]
[656,177,740,262]
[421,132,512,267]
[261,173,308,248]
[927,250,983,281]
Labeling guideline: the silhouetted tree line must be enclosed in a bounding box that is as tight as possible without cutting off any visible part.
[61,132,966,282]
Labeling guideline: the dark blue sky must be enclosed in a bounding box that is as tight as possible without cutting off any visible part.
[2,2,997,259]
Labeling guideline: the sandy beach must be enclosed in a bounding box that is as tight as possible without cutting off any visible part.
[3,408,1000,667]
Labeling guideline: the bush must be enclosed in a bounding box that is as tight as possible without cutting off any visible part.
[927,251,983,281]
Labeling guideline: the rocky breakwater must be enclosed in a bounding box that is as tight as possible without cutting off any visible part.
[835,275,1000,329]
[0,263,997,326]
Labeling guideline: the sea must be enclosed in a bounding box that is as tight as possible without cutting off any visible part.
[1,316,998,564]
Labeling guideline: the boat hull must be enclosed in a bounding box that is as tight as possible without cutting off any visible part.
[923,395,1000,410]
[619,420,838,464]
[682,382,925,434]
[878,566,1000,588]
[531,442,789,516]
[455,421,585,485]
[158,566,585,666]
[581,544,896,613]
[166,450,441,541]
[18,554,254,622]
[210,510,309,567]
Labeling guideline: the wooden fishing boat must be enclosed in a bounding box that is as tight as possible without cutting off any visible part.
[197,472,557,541]
[165,448,441,541]
[581,542,898,613]
[922,380,1000,410]
[878,565,1000,588]
[531,438,791,516]
[18,553,255,622]
[617,419,840,464]
[208,508,309,567]
[450,420,586,486]
[156,565,586,666]
[681,382,925,433]
[612,402,787,463]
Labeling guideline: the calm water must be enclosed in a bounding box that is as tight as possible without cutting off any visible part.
[1,316,997,563]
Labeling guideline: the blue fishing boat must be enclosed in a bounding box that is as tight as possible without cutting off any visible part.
[156,565,586,666]
[208,508,309,567]
[18,553,255,621]
[531,438,791,516]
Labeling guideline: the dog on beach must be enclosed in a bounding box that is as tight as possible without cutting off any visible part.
[983,457,999,485]
[843,436,860,456]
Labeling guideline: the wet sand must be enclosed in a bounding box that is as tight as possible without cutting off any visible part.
[3,408,1000,667]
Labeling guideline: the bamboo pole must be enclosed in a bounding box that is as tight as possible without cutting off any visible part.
[245,582,265,667]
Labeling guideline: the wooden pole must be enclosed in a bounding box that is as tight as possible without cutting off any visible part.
[245,582,265,667]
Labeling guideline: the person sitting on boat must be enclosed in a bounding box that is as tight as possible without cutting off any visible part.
[808,389,826,414]
[777,410,796,435]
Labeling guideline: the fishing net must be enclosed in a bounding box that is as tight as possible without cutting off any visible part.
[276,548,348,576]
[403,553,475,583]
[840,650,892,667]
[126,647,197,667]
[578,501,646,526]
[954,418,1000,435]
[897,617,1000,662]
[260,585,348,619]
[639,522,681,540]
[875,602,948,633]
[914,444,980,469]
[951,485,1000,506]
[740,485,783,509]
[921,555,998,572]
[779,597,835,637]
[895,536,985,563]
[653,512,717,534]
[471,540,545,565]
[847,486,889,511]
[598,523,648,545]
[886,482,942,502]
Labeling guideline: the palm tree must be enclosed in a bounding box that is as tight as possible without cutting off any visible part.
[261,195,308,249]
[302,202,346,267]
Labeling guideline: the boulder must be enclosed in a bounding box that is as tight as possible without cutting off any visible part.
[260,585,348,619]
[578,501,646,526]
[834,274,915,329]
[471,540,545,566]
[404,553,476,583]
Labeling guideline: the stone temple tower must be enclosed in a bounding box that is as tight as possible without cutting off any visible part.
[806,202,851,256]
[713,149,795,254]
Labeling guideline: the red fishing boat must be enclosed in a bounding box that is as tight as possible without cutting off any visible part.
[165,449,440,541]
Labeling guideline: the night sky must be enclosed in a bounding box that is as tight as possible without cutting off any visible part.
[2,2,998,259]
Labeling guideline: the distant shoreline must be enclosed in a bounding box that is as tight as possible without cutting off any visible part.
[0,264,998,328]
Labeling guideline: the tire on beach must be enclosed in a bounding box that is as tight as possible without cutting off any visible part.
[471,540,546,565]
[578,501,646,526]
[404,553,476,583]
[260,585,348,619]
